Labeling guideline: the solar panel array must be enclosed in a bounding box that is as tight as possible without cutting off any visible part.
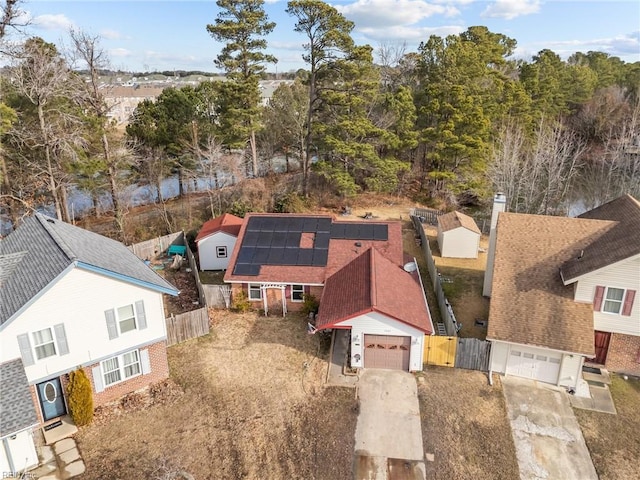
[232,216,388,276]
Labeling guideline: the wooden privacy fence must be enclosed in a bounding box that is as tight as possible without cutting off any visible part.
[165,307,210,346]
[202,284,232,308]
[424,335,456,367]
[128,231,184,260]
[423,336,491,371]
[410,207,443,225]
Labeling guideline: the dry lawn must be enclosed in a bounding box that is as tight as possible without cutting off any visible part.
[423,225,490,339]
[575,374,640,479]
[418,367,519,480]
[76,311,357,480]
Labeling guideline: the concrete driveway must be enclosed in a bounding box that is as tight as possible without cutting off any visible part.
[502,376,598,480]
[354,369,425,480]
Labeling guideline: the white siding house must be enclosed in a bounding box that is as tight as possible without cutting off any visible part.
[0,213,178,474]
[437,211,481,259]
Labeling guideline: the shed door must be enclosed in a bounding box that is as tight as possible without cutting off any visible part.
[364,335,411,371]
[506,347,561,384]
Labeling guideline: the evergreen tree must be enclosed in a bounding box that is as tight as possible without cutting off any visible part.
[66,368,94,426]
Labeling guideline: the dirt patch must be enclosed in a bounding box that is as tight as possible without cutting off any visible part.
[75,311,357,480]
[424,225,490,339]
[417,367,519,479]
[575,374,640,479]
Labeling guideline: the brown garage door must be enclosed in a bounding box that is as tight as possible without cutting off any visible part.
[364,335,411,371]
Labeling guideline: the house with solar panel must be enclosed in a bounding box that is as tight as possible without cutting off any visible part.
[0,213,178,473]
[224,214,433,371]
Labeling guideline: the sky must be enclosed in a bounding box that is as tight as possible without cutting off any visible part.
[10,0,640,73]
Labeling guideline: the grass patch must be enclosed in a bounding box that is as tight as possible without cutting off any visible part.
[575,374,640,479]
[198,270,226,284]
[418,367,519,479]
[76,311,357,480]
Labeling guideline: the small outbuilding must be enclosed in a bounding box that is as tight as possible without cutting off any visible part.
[437,211,481,258]
[196,213,243,271]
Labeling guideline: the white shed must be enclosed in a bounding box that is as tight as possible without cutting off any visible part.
[196,213,243,271]
[437,211,481,258]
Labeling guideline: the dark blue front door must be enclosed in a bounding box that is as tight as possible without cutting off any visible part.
[37,377,66,421]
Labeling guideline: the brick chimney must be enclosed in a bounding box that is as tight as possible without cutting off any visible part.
[483,192,507,297]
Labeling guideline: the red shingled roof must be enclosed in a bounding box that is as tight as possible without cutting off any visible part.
[315,247,433,333]
[195,213,243,242]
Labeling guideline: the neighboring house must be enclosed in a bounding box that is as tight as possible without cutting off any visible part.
[224,213,433,371]
[196,213,243,271]
[0,213,178,473]
[485,194,640,389]
[436,211,481,258]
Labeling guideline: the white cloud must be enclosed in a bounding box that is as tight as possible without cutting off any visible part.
[109,48,132,58]
[100,29,125,40]
[482,0,540,20]
[336,0,459,29]
[270,40,303,51]
[358,24,464,42]
[32,13,74,31]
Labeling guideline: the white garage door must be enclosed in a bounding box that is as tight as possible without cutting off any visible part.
[506,347,561,384]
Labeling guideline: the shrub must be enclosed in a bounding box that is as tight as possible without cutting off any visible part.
[301,294,319,316]
[232,290,252,312]
[66,368,94,426]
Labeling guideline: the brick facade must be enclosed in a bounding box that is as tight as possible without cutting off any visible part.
[30,341,169,427]
[605,333,640,376]
[232,283,324,314]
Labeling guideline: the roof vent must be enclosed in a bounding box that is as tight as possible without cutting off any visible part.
[46,218,55,223]
[578,250,584,260]
[403,262,417,272]
[354,242,362,247]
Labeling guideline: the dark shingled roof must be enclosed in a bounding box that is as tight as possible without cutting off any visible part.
[0,359,38,437]
[0,213,178,325]
[561,194,640,283]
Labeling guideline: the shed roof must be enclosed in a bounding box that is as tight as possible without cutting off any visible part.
[0,359,38,437]
[487,212,616,355]
[315,247,432,333]
[0,213,178,325]
[437,211,481,234]
[561,194,640,283]
[195,213,243,242]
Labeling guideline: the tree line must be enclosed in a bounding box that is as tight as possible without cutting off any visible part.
[1,0,639,237]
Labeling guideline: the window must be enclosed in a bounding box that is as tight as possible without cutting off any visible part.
[291,285,304,302]
[102,350,141,387]
[117,304,137,333]
[32,328,56,360]
[248,284,261,301]
[603,287,625,314]
[216,246,227,258]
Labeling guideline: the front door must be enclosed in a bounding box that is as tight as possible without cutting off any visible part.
[37,377,67,421]
[591,331,611,365]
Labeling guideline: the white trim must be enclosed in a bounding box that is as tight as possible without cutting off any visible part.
[100,349,142,388]
[291,284,304,302]
[248,283,262,300]
[115,303,139,334]
[32,327,57,361]
[486,337,591,357]
[602,286,626,315]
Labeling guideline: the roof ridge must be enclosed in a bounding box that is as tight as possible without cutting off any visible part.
[35,213,76,262]
[369,248,377,308]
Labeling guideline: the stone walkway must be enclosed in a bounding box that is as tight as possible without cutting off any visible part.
[29,422,86,480]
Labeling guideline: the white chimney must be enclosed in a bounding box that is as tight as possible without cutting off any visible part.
[483,192,507,297]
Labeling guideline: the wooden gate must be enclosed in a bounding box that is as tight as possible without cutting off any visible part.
[455,338,491,371]
[423,336,456,367]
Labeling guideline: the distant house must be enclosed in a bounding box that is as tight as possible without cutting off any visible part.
[196,213,243,271]
[224,214,433,371]
[436,211,481,258]
[0,214,178,473]
[484,194,640,389]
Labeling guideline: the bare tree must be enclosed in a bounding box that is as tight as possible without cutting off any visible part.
[68,29,132,233]
[8,37,82,221]
[0,0,27,40]
[489,118,585,214]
